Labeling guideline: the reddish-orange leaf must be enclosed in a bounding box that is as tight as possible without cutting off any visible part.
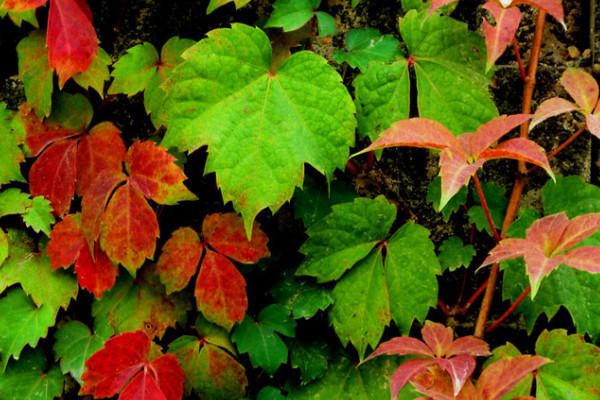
[482,2,521,70]
[81,168,127,247]
[476,355,550,400]
[100,183,160,275]
[2,0,47,11]
[76,122,126,196]
[411,365,479,400]
[559,68,599,113]
[530,97,579,131]
[156,227,203,294]
[75,243,118,299]
[29,139,77,217]
[48,213,86,270]
[195,250,247,331]
[469,114,531,158]
[521,0,565,27]
[47,0,98,87]
[202,212,270,264]
[80,331,150,398]
[365,337,434,361]
[479,137,554,178]
[422,321,454,356]
[553,212,600,253]
[446,336,492,358]
[389,358,436,399]
[126,141,197,205]
[439,149,484,209]
[21,104,81,157]
[119,355,184,400]
[436,355,477,396]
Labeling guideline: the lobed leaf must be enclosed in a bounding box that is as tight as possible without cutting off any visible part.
[0,104,26,185]
[333,28,402,72]
[22,196,55,235]
[72,47,111,96]
[156,227,203,294]
[108,42,159,95]
[271,273,334,319]
[0,188,32,217]
[438,236,475,271]
[530,97,579,131]
[290,339,330,382]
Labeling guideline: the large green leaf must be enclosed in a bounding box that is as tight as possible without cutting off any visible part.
[535,330,600,399]
[0,230,77,314]
[296,196,396,282]
[287,351,398,400]
[330,249,390,361]
[385,222,441,334]
[0,288,56,371]
[0,104,25,186]
[162,24,356,235]
[0,188,31,216]
[0,347,64,400]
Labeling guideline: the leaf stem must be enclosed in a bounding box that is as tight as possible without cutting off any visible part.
[486,285,531,333]
[438,299,451,317]
[527,123,587,174]
[474,10,547,339]
[473,174,501,243]
[461,278,489,313]
[512,38,527,82]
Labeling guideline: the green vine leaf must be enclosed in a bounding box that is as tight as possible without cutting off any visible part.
[162,23,356,236]
[72,47,111,97]
[426,176,468,220]
[0,188,31,216]
[16,30,53,118]
[334,28,402,73]
[0,347,64,399]
[271,272,334,319]
[0,104,26,185]
[290,339,330,382]
[0,4,39,27]
[264,0,320,32]
[206,0,251,14]
[468,181,508,234]
[293,176,356,228]
[22,195,55,235]
[438,236,475,271]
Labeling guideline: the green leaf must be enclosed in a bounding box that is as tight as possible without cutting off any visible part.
[385,222,441,333]
[426,176,468,220]
[330,249,390,361]
[162,24,356,235]
[0,288,56,371]
[399,10,497,134]
[334,28,401,72]
[48,92,93,131]
[0,104,26,185]
[505,208,540,238]
[543,175,600,216]
[91,270,189,339]
[0,230,78,314]
[315,11,336,36]
[0,188,32,217]
[468,181,508,234]
[194,314,236,353]
[271,273,334,319]
[0,347,64,400]
[293,176,356,228]
[257,386,287,400]
[353,58,409,141]
[22,196,55,235]
[0,7,38,27]
[352,0,360,6]
[53,320,109,384]
[296,196,396,282]
[231,305,295,375]
[17,30,53,118]
[73,47,111,96]
[290,339,330,382]
[438,236,475,271]
[206,0,252,14]
[535,330,600,399]
[264,0,320,31]
[109,42,159,95]
[0,229,7,266]
[287,351,398,400]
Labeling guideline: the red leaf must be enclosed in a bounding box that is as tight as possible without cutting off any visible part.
[126,141,196,205]
[476,355,550,400]
[436,355,476,396]
[29,139,77,217]
[482,2,521,70]
[555,246,600,273]
[530,98,579,131]
[202,213,270,263]
[553,213,600,253]
[446,336,491,358]
[100,183,160,274]
[390,358,436,398]
[365,337,434,361]
[21,104,81,157]
[411,365,479,400]
[422,321,454,357]
[47,0,98,87]
[439,149,484,209]
[519,0,564,27]
[81,168,128,246]
[1,0,47,11]
[119,355,184,400]
[156,227,203,294]
[195,250,247,330]
[48,213,86,270]
[76,122,126,196]
[479,137,554,179]
[559,68,599,113]
[80,331,150,397]
[469,114,531,158]
[75,243,118,299]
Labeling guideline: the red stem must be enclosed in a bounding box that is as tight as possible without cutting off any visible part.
[345,160,358,176]
[367,151,375,169]
[528,123,588,174]
[462,278,489,312]
[486,285,531,333]
[438,299,450,317]
[473,174,501,243]
[512,38,527,82]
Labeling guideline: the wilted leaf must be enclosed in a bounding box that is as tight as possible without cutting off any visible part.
[333,28,402,72]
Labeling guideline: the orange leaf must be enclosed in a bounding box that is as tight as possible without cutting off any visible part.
[156,227,203,294]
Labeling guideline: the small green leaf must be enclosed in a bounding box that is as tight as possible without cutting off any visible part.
[73,47,111,96]
[271,273,334,319]
[257,386,287,400]
[17,30,53,118]
[23,196,55,235]
[259,304,296,337]
[315,11,336,36]
[334,28,401,72]
[195,314,235,353]
[0,288,56,371]
[53,320,108,384]
[264,0,320,31]
[0,104,26,185]
[438,236,475,271]
[290,339,330,382]
[426,176,467,220]
[109,42,159,95]
[293,176,356,228]
[206,0,252,14]
[0,347,64,400]
[47,92,93,131]
[0,7,39,27]
[0,188,32,217]
[296,196,396,282]
[468,181,508,234]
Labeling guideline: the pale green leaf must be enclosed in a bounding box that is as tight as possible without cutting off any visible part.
[0,104,26,185]
[0,188,32,217]
[23,196,55,235]
[334,28,401,72]
[296,196,396,282]
[0,347,64,400]
[162,24,356,235]
[17,30,52,118]
[73,47,111,96]
[206,0,252,14]
[438,236,475,271]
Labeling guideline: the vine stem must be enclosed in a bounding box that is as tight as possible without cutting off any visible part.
[486,285,531,333]
[512,38,527,82]
[473,174,501,243]
[474,10,547,339]
[461,278,489,313]
[528,123,588,174]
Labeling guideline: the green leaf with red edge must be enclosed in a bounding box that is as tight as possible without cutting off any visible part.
[203,212,270,263]
[482,211,600,298]
[100,183,160,274]
[17,29,53,118]
[168,335,248,398]
[535,329,600,399]
[73,47,111,96]
[92,268,189,339]
[75,121,126,196]
[482,2,521,70]
[196,249,247,330]
[1,0,46,11]
[0,104,26,186]
[126,140,197,205]
[206,0,251,14]
[47,0,98,87]
[0,229,78,314]
[80,330,184,400]
[157,227,203,294]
